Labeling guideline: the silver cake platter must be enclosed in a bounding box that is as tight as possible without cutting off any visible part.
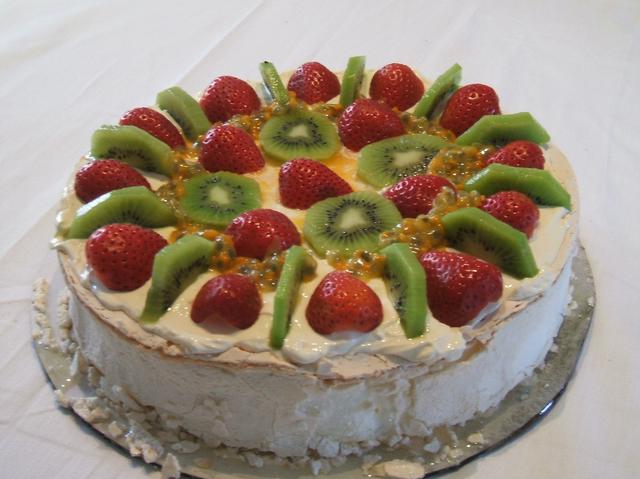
[32,244,595,479]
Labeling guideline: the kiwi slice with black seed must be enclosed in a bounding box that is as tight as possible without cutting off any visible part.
[442,207,538,279]
[413,63,462,118]
[260,61,289,105]
[303,191,402,257]
[67,186,176,238]
[339,55,366,107]
[140,235,214,323]
[464,163,571,210]
[381,243,428,338]
[259,109,340,162]
[455,112,550,146]
[271,246,317,349]
[180,172,261,228]
[91,125,174,176]
[358,134,449,188]
[156,87,211,141]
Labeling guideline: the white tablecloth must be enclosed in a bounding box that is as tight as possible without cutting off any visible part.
[1,0,638,477]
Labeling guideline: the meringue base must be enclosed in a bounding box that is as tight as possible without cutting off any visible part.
[65,251,574,460]
[34,245,596,478]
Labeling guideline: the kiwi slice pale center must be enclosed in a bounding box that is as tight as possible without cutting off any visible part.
[337,208,370,230]
[304,191,402,257]
[260,110,339,162]
[392,150,426,168]
[180,172,261,228]
[288,123,312,138]
[208,185,232,205]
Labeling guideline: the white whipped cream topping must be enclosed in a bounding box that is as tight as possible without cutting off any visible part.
[53,144,575,366]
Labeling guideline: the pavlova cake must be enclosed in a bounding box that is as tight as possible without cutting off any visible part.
[52,57,577,467]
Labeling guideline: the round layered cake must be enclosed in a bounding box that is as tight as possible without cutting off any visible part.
[53,58,578,462]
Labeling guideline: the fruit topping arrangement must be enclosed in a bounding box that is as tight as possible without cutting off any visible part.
[279,158,352,209]
[200,124,265,174]
[419,251,503,327]
[191,273,262,329]
[61,57,573,352]
[85,224,167,291]
[225,209,301,259]
[306,271,383,335]
[74,159,150,203]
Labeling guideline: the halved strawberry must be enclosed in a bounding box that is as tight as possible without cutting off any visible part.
[225,209,301,259]
[486,140,545,169]
[481,190,540,238]
[369,63,425,111]
[199,76,261,123]
[287,62,341,104]
[279,158,352,209]
[74,159,151,203]
[86,224,168,291]
[440,84,501,136]
[419,251,503,327]
[306,271,383,335]
[199,124,265,174]
[191,273,262,329]
[120,107,185,148]
[337,99,405,151]
[383,174,455,218]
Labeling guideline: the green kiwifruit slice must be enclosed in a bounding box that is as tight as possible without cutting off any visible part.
[91,125,174,176]
[156,87,211,141]
[140,235,214,323]
[358,134,449,188]
[442,207,538,279]
[455,112,550,146]
[464,163,571,210]
[381,243,428,338]
[67,186,176,238]
[413,63,462,118]
[303,191,402,257]
[180,172,261,228]
[260,61,289,105]
[259,109,340,162]
[271,246,317,349]
[339,55,366,107]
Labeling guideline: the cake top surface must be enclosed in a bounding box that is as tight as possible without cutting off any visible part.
[53,58,578,369]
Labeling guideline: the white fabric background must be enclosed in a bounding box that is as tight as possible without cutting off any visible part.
[1,0,638,477]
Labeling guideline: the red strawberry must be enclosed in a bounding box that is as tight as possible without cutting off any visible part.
[287,62,341,104]
[86,224,167,292]
[199,76,261,123]
[383,174,455,218]
[481,191,539,238]
[440,84,501,136]
[191,274,261,329]
[486,141,545,169]
[419,251,502,327]
[74,159,151,203]
[306,271,383,335]
[369,63,425,111]
[279,158,352,209]
[337,99,405,151]
[199,124,265,174]
[225,209,301,259]
[120,107,185,148]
